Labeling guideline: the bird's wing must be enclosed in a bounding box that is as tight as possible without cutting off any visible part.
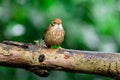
[42,24,51,40]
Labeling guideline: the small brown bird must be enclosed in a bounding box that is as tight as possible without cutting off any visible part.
[43,18,65,48]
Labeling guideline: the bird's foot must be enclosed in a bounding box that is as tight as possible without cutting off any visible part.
[57,46,63,50]
[42,44,47,48]
[42,44,51,49]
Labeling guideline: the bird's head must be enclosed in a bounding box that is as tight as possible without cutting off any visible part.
[52,18,63,30]
[53,18,61,24]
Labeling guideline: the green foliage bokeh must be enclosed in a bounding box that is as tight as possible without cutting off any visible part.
[0,0,120,80]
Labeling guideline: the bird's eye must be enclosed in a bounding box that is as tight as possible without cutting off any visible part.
[54,22,57,24]
[52,23,55,26]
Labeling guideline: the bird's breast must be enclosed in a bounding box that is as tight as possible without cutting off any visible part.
[44,26,64,45]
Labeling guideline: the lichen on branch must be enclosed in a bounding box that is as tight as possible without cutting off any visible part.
[0,41,120,79]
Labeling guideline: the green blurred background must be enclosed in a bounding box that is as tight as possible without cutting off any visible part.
[0,0,120,80]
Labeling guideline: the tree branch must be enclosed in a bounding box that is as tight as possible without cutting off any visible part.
[0,41,120,79]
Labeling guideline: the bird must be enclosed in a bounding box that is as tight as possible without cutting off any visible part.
[43,18,65,48]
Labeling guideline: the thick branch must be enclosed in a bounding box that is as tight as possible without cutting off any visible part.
[0,41,120,79]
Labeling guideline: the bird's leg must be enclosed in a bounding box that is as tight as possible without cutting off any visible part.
[42,44,51,48]
[47,45,51,48]
[57,46,63,50]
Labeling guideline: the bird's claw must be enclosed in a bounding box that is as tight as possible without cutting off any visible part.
[42,44,47,48]
[57,46,63,50]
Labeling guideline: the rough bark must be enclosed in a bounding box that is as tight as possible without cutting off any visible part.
[0,41,120,79]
